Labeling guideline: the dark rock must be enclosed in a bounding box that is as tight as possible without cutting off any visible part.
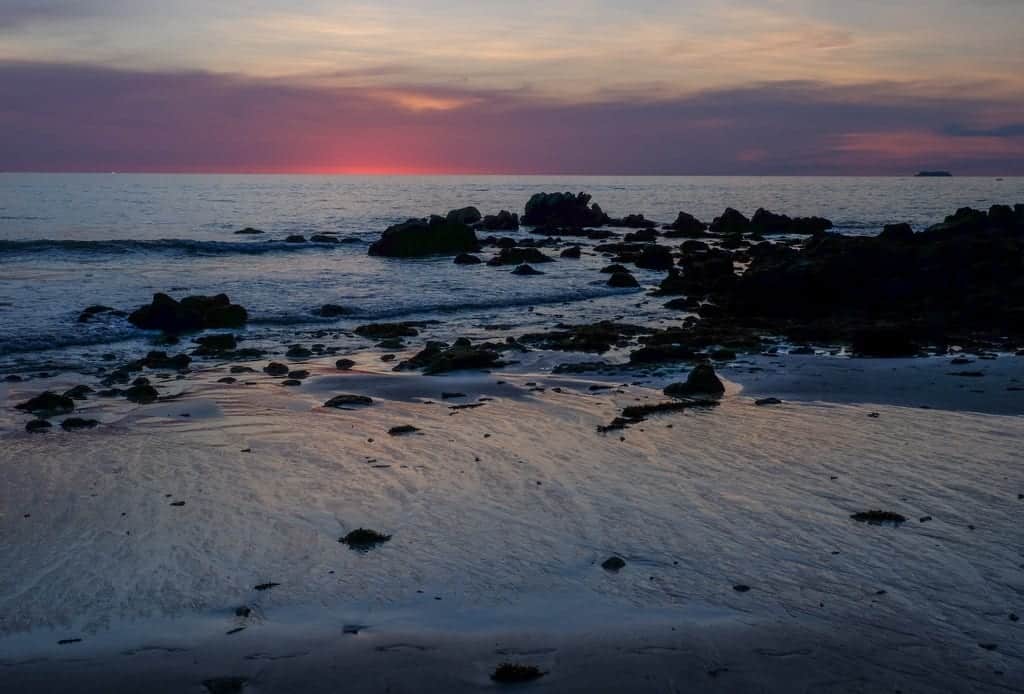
[478,210,520,231]
[309,234,339,243]
[520,321,650,353]
[601,556,626,571]
[560,245,582,259]
[335,359,356,370]
[663,211,708,237]
[709,208,750,235]
[368,216,479,257]
[253,582,279,591]
[354,323,420,339]
[491,663,545,684]
[340,528,391,549]
[235,227,263,235]
[314,304,352,317]
[324,394,374,408]
[664,362,725,397]
[263,362,289,376]
[395,340,503,374]
[281,379,302,386]
[15,392,75,417]
[879,223,914,241]
[616,213,656,228]
[286,344,313,358]
[446,206,482,226]
[142,351,191,370]
[600,263,630,274]
[851,327,918,358]
[755,397,783,406]
[129,293,247,333]
[749,208,833,235]
[607,271,640,288]
[511,263,544,276]
[634,245,674,271]
[850,510,907,525]
[599,398,719,431]
[623,228,659,244]
[288,370,309,379]
[77,305,125,323]
[284,234,306,243]
[388,425,419,436]
[25,419,52,433]
[733,584,751,592]
[202,677,248,694]
[230,365,256,374]
[235,606,252,618]
[522,191,609,227]
[487,247,554,266]
[63,385,94,401]
[125,384,159,404]
[453,253,482,265]
[217,377,237,384]
[193,333,238,354]
[61,417,99,431]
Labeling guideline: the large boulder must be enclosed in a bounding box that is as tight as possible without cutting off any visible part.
[128,293,247,333]
[663,212,708,238]
[487,247,554,266]
[522,192,610,227]
[664,362,725,397]
[478,210,520,231]
[634,245,675,271]
[15,391,75,417]
[446,207,482,225]
[709,208,750,235]
[749,209,833,235]
[368,216,480,257]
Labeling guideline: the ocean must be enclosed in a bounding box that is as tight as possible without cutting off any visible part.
[1,174,1021,372]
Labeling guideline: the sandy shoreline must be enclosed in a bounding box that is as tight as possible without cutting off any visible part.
[2,351,1022,692]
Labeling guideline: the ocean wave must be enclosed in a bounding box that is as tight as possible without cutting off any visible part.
[0,238,361,257]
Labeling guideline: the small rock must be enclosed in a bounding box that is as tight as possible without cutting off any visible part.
[733,584,751,592]
[25,419,52,433]
[60,418,99,431]
[491,663,545,684]
[755,397,783,406]
[340,528,391,550]
[601,556,626,571]
[388,425,420,436]
[324,394,373,408]
[335,359,356,370]
[512,263,544,276]
[263,362,289,376]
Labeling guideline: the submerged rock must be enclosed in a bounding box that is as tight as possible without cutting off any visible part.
[77,305,125,323]
[368,216,479,257]
[520,322,650,353]
[193,333,238,354]
[560,245,582,259]
[129,293,248,333]
[202,676,248,694]
[63,385,94,401]
[314,304,352,318]
[235,227,263,235]
[15,392,75,418]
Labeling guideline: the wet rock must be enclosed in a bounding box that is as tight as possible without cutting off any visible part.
[193,333,238,354]
[63,385,94,401]
[235,606,252,618]
[520,321,650,353]
[284,234,306,243]
[755,397,783,406]
[850,327,919,358]
[25,419,52,433]
[388,425,420,436]
[376,337,405,349]
[600,263,630,274]
[125,384,159,404]
[340,528,391,549]
[607,271,640,288]
[709,208,750,235]
[230,365,256,374]
[850,511,907,525]
[355,322,420,339]
[479,210,520,231]
[664,362,725,397]
[77,305,125,323]
[453,253,482,265]
[61,417,99,431]
[368,216,479,257]
[616,213,656,229]
[217,377,237,384]
[324,394,374,408]
[733,584,751,592]
[395,339,503,374]
[202,677,248,694]
[142,351,191,370]
[446,206,482,226]
[879,222,914,242]
[335,358,356,370]
[601,556,626,571]
[663,211,708,237]
[634,245,674,271]
[487,247,554,266]
[491,663,545,684]
[15,392,75,417]
[600,398,719,431]
[253,582,279,591]
[310,233,339,243]
[129,293,248,333]
[286,344,313,359]
[522,191,609,227]
[281,379,302,386]
[288,370,309,379]
[235,227,263,235]
[511,263,544,276]
[263,362,289,376]
[560,245,582,259]
[749,208,832,235]
[314,304,352,317]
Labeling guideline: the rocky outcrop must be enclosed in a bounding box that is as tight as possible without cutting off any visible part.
[749,209,833,235]
[663,211,708,238]
[395,338,504,374]
[522,192,610,227]
[453,253,482,265]
[709,208,750,235]
[368,216,480,257]
[128,293,248,333]
[446,206,482,226]
[664,362,725,397]
[15,392,75,417]
[478,210,520,231]
[607,270,640,288]
[487,247,554,266]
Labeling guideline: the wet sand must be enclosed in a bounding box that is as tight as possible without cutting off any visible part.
[1,356,1022,692]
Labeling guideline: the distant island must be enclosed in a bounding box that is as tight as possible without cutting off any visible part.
[915,170,952,177]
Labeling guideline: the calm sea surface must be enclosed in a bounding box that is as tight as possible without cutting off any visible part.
[1,174,1021,369]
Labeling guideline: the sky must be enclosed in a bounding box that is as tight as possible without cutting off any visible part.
[0,0,1022,174]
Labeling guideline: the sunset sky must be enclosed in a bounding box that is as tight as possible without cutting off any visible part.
[1,0,1022,174]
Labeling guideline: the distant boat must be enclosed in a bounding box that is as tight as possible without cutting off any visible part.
[915,170,952,177]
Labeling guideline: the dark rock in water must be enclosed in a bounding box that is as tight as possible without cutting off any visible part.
[286,344,313,359]
[478,210,520,231]
[879,223,914,242]
[664,363,725,397]
[851,327,918,358]
[446,206,482,226]
[623,227,659,243]
[850,510,907,525]
[511,263,544,276]
[755,397,783,406]
[487,247,554,266]
[4,374,23,382]
[263,362,289,376]
[491,663,545,684]
[335,359,356,370]
[125,384,159,404]
[314,304,351,317]
[202,677,248,694]
[230,365,256,374]
[61,417,99,431]
[288,370,309,379]
[521,321,650,354]
[733,584,751,593]
[354,322,420,339]
[324,394,374,408]
[376,337,405,350]
[368,216,479,257]
[193,333,238,354]
[600,263,629,274]
[396,339,503,374]
[77,305,125,323]
[749,209,833,235]
[235,227,263,235]
[560,245,582,259]
[142,351,192,370]
[709,208,750,235]
[522,191,609,227]
[634,245,674,271]
[664,296,701,311]
[129,293,247,333]
[599,398,719,431]
[607,271,640,288]
[281,379,302,386]
[340,528,391,549]
[601,556,626,571]
[663,211,708,237]
[235,606,252,618]
[388,425,419,436]
[25,419,52,433]
[15,391,75,417]
[63,385,94,401]
[284,234,306,243]
[309,233,339,243]
[217,377,237,384]
[453,253,482,265]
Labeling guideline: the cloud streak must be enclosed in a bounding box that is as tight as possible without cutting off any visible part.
[0,62,1021,174]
